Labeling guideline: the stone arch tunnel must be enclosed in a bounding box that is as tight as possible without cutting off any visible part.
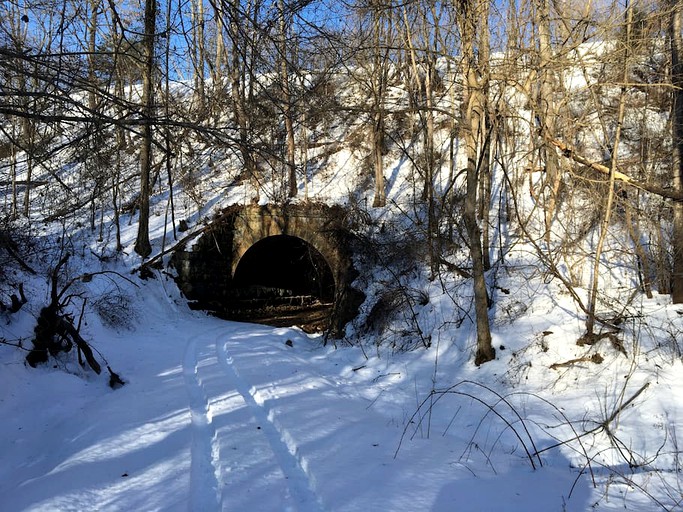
[233,235,336,303]
[171,204,365,336]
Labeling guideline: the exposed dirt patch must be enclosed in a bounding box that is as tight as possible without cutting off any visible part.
[192,296,334,334]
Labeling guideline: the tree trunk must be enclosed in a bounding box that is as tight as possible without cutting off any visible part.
[279,0,297,198]
[14,9,32,218]
[134,0,156,258]
[478,8,492,272]
[192,0,206,113]
[214,7,225,89]
[403,4,439,276]
[371,109,386,207]
[10,125,18,219]
[456,0,495,365]
[87,0,99,114]
[535,0,561,243]
[624,199,652,298]
[229,0,259,202]
[163,0,176,247]
[586,4,631,335]
[671,0,683,303]
[21,116,33,218]
[371,2,387,208]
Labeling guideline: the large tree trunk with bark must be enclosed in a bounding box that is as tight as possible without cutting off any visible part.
[671,0,683,303]
[134,0,156,258]
[456,0,495,366]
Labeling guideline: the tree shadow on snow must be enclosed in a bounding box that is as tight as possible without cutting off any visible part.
[431,457,591,512]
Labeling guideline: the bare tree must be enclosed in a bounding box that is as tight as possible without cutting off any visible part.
[400,2,440,276]
[277,0,298,198]
[191,0,207,113]
[455,0,495,365]
[670,0,683,303]
[534,0,562,242]
[134,0,157,257]
[585,4,634,336]
[370,0,390,208]
[227,0,260,202]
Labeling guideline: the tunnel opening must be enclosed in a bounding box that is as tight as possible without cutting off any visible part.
[222,235,336,331]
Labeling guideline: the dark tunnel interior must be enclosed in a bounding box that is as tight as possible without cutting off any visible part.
[233,235,335,302]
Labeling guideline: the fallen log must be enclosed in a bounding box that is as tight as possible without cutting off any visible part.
[547,137,683,202]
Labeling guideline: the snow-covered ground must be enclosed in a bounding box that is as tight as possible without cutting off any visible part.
[1,267,682,511]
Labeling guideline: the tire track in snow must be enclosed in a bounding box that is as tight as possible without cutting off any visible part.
[183,337,221,511]
[216,337,324,512]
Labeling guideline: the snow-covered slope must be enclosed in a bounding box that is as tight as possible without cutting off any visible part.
[1,250,682,511]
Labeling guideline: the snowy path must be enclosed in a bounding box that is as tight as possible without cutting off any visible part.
[0,316,595,511]
[176,322,440,512]
[181,325,324,511]
[182,337,221,511]
[216,334,323,511]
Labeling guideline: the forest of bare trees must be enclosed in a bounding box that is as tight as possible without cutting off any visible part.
[2,0,683,364]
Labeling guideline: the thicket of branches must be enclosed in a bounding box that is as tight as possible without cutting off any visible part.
[2,0,683,365]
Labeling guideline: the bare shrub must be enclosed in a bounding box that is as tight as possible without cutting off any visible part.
[352,221,432,350]
[364,287,404,335]
[92,291,136,330]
